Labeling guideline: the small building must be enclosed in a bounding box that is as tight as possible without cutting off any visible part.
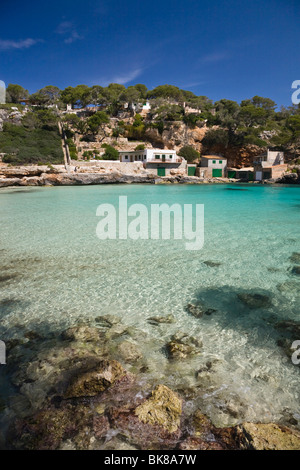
[254,149,287,181]
[187,164,197,176]
[123,101,151,115]
[227,167,254,180]
[199,155,227,178]
[119,148,184,176]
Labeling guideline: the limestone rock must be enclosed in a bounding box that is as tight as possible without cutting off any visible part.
[147,314,175,325]
[185,302,216,319]
[135,384,182,433]
[62,325,101,343]
[166,332,202,360]
[65,360,126,398]
[236,422,300,450]
[185,303,204,318]
[117,341,142,364]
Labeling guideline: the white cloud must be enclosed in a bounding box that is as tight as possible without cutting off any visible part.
[64,31,82,44]
[56,21,73,35]
[100,68,143,86]
[0,38,41,51]
[56,21,83,44]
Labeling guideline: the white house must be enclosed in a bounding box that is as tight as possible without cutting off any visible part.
[254,149,287,181]
[255,149,284,167]
[119,148,178,163]
[199,155,227,177]
[119,148,184,176]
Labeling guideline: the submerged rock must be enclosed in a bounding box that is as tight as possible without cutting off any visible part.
[64,359,126,398]
[166,332,202,360]
[178,409,237,450]
[185,302,217,319]
[237,292,272,309]
[267,267,281,273]
[105,324,129,340]
[235,422,300,450]
[94,315,120,328]
[277,280,300,293]
[275,319,300,359]
[8,403,98,450]
[185,303,204,318]
[24,330,43,341]
[275,320,300,337]
[62,325,102,343]
[117,341,142,364]
[289,252,300,264]
[0,273,19,283]
[100,437,138,451]
[135,385,182,433]
[203,260,222,267]
[290,266,300,276]
[147,314,175,325]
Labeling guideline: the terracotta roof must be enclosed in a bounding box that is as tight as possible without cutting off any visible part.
[261,164,288,169]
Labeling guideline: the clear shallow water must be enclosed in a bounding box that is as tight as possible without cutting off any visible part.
[0,183,300,427]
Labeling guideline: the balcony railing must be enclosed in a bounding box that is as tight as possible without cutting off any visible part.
[147,158,182,163]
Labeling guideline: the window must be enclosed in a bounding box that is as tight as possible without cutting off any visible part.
[212,160,216,164]
[155,155,160,159]
[219,160,222,164]
[125,155,128,159]
[169,155,172,159]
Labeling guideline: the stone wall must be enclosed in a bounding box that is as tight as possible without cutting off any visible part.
[70,160,150,175]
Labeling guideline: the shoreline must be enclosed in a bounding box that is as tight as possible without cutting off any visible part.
[2,318,300,450]
[0,164,299,188]
[0,165,238,187]
[0,171,299,188]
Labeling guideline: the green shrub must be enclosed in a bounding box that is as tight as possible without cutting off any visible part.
[178,146,200,162]
[183,113,201,127]
[102,145,119,160]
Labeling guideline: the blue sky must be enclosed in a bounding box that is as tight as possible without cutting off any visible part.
[0,0,299,107]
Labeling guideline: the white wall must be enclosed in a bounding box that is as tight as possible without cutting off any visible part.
[119,148,177,163]
[145,149,177,162]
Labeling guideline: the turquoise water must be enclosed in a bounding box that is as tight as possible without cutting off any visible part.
[0,183,300,427]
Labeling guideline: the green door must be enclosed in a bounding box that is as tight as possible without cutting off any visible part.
[212,169,222,177]
[227,170,236,178]
[188,166,196,176]
[157,167,165,176]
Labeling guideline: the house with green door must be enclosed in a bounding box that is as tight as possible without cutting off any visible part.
[199,155,227,178]
[119,148,186,176]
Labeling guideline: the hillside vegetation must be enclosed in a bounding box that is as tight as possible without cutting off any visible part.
[0,108,63,165]
[1,82,300,166]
